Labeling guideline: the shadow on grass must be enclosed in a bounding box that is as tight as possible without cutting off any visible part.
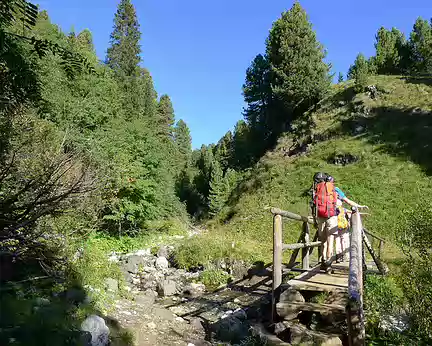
[401,75,432,87]
[340,105,432,175]
[0,253,133,346]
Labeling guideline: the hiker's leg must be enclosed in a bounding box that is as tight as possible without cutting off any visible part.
[341,229,350,260]
[316,218,326,263]
[326,216,338,265]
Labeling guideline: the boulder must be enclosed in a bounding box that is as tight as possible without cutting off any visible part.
[134,290,156,307]
[157,279,176,297]
[80,315,110,346]
[155,256,169,271]
[157,246,170,258]
[183,282,206,297]
[104,278,118,294]
[212,316,249,344]
[125,255,146,274]
[189,317,205,332]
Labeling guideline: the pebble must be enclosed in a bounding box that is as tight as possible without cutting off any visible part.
[175,316,185,322]
[147,322,157,329]
[233,298,241,303]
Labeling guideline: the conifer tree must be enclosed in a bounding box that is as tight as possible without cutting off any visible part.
[409,17,432,73]
[348,53,369,92]
[208,161,225,215]
[214,131,233,172]
[338,72,344,83]
[157,94,175,138]
[106,0,141,77]
[173,119,192,166]
[374,27,406,74]
[266,2,331,127]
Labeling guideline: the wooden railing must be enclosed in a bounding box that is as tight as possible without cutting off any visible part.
[270,206,388,346]
[347,208,365,345]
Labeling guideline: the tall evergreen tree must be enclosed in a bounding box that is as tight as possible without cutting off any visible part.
[173,119,192,166]
[157,94,175,138]
[409,17,432,73]
[214,131,233,172]
[208,161,225,215]
[348,53,369,92]
[106,0,141,77]
[338,72,344,83]
[266,2,331,130]
[374,27,406,74]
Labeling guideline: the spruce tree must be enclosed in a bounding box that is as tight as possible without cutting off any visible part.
[266,2,331,127]
[208,161,225,215]
[173,119,192,166]
[338,72,344,83]
[106,0,141,77]
[374,27,406,74]
[409,18,432,73]
[157,94,175,138]
[348,53,369,92]
[214,131,233,172]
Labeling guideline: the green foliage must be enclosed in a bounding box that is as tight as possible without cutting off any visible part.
[395,202,432,341]
[349,53,369,92]
[199,269,231,290]
[157,94,175,136]
[375,27,406,74]
[409,17,432,74]
[266,2,331,120]
[337,72,344,83]
[106,0,141,77]
[364,275,403,329]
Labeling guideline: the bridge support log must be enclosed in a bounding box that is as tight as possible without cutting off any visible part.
[302,222,310,270]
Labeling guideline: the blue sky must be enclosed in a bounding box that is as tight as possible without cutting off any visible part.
[37,0,431,148]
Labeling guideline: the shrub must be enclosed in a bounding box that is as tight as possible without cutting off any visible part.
[200,269,231,290]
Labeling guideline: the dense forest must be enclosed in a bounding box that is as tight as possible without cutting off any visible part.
[2,0,432,344]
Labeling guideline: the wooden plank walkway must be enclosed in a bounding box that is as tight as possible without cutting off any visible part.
[285,261,350,293]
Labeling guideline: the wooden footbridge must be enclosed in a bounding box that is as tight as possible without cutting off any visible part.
[270,207,388,346]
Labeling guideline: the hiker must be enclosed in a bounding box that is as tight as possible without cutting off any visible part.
[312,173,368,269]
[327,175,369,262]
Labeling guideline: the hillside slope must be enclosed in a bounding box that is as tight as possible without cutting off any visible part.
[176,75,432,268]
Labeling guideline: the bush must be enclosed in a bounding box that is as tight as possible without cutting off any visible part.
[200,269,231,290]
[364,275,403,328]
[395,203,432,342]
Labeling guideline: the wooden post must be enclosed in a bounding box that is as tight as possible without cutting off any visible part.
[347,208,365,346]
[302,222,310,270]
[272,214,283,322]
[378,240,383,259]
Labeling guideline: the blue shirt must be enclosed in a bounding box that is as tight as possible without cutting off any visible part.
[335,187,346,200]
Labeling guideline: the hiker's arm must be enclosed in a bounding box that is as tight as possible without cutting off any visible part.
[342,197,368,209]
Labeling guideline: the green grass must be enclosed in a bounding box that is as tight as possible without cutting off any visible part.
[175,75,432,268]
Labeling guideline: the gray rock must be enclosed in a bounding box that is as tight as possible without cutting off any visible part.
[104,278,118,294]
[125,255,146,274]
[183,282,206,297]
[229,260,249,279]
[80,315,110,346]
[279,288,305,320]
[157,246,169,258]
[157,279,176,297]
[379,313,410,333]
[212,316,249,343]
[190,317,205,332]
[155,256,169,271]
[35,297,50,306]
[134,291,156,307]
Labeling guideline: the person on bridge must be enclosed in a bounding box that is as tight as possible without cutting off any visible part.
[312,173,368,270]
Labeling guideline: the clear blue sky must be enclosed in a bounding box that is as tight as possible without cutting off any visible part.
[37,0,431,149]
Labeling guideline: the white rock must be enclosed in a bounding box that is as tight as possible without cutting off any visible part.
[233,298,241,303]
[147,322,156,329]
[187,343,196,346]
[175,316,185,322]
[155,256,169,270]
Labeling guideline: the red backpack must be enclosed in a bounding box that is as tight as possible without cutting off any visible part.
[314,181,337,218]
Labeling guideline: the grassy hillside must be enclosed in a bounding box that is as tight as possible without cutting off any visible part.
[175,75,432,268]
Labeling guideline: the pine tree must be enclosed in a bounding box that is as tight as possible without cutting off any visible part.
[157,94,175,138]
[173,119,192,166]
[374,27,406,74]
[338,72,344,83]
[231,120,252,169]
[266,2,331,127]
[214,131,233,172]
[348,53,369,92]
[208,161,225,215]
[106,0,141,77]
[409,17,432,73]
